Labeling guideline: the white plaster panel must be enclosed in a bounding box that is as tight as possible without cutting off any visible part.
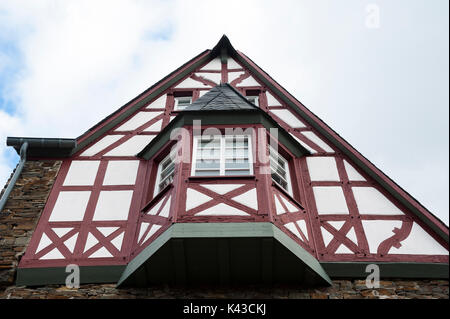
[198,90,208,97]
[274,195,285,215]
[49,191,91,222]
[103,160,139,185]
[200,57,222,71]
[307,157,340,181]
[285,222,302,240]
[346,227,358,244]
[336,244,353,254]
[52,228,73,238]
[362,220,402,254]
[115,112,162,131]
[296,220,308,241]
[280,196,298,213]
[228,71,245,83]
[92,190,134,221]
[104,135,155,156]
[63,161,100,186]
[175,77,210,89]
[195,203,249,216]
[142,225,162,244]
[196,72,221,84]
[111,232,124,251]
[40,248,64,260]
[270,109,306,128]
[36,233,52,253]
[353,187,404,215]
[64,233,78,253]
[138,222,150,242]
[236,75,260,87]
[158,195,171,218]
[147,198,164,215]
[301,131,334,153]
[97,227,119,237]
[146,94,167,109]
[328,221,345,231]
[186,188,212,211]
[227,58,242,69]
[89,247,113,258]
[313,186,349,214]
[266,92,282,106]
[143,119,162,132]
[321,227,334,247]
[344,160,366,181]
[232,188,258,210]
[289,133,317,154]
[389,223,449,255]
[80,135,124,157]
[200,184,244,195]
[84,233,99,252]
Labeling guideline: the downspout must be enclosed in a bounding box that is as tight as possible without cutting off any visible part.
[0,142,28,212]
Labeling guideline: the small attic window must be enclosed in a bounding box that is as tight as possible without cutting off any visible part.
[246,96,259,106]
[245,89,260,107]
[174,96,192,111]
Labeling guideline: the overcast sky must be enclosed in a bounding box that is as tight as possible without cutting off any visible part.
[0,0,448,224]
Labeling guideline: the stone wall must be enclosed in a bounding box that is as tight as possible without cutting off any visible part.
[0,160,61,288]
[0,160,448,299]
[0,280,448,299]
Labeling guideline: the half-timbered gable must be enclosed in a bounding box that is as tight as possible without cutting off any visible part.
[2,36,448,287]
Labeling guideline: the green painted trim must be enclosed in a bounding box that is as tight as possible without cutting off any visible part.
[272,225,332,284]
[322,262,449,279]
[16,265,126,287]
[138,111,309,160]
[117,222,331,287]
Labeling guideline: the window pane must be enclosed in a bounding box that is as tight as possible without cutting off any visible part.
[157,152,176,194]
[196,160,220,170]
[225,170,250,176]
[225,159,250,170]
[193,134,253,177]
[271,173,288,189]
[269,145,290,192]
[195,170,220,176]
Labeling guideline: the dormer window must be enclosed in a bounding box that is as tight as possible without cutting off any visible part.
[154,150,176,195]
[246,96,259,106]
[174,96,192,111]
[269,145,292,194]
[192,134,253,176]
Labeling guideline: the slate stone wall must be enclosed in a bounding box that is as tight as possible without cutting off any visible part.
[0,160,61,288]
[0,160,448,299]
[0,280,448,299]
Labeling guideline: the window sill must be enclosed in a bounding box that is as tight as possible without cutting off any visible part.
[188,175,256,181]
[271,181,305,211]
[142,183,173,212]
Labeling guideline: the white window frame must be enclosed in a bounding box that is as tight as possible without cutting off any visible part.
[269,145,292,195]
[246,95,259,107]
[191,134,254,177]
[173,96,192,111]
[154,151,176,196]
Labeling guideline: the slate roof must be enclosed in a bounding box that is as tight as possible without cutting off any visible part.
[183,83,258,111]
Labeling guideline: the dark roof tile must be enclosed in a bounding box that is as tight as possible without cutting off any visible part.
[183,83,258,111]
